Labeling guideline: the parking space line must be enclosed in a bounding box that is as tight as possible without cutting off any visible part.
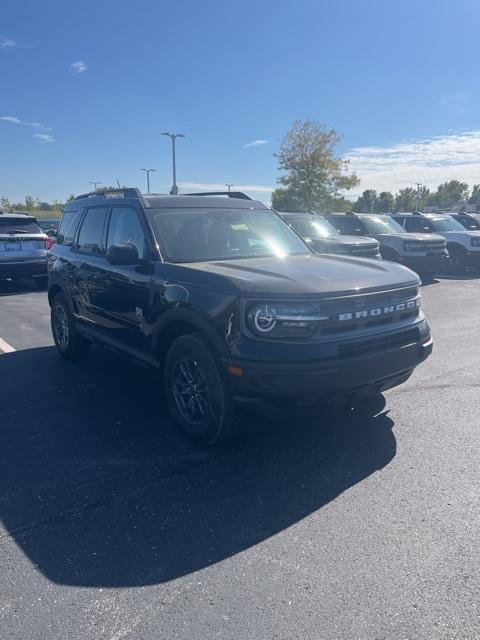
[0,336,15,354]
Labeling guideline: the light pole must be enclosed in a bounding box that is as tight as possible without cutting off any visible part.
[225,184,234,192]
[90,181,102,191]
[140,168,156,194]
[162,132,185,195]
[415,182,423,212]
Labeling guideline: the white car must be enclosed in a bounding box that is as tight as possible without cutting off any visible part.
[393,213,480,273]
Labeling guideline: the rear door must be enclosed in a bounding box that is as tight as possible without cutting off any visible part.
[70,206,111,326]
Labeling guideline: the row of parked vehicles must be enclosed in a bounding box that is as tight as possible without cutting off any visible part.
[1,190,478,443]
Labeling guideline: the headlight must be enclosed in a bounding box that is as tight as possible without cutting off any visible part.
[403,241,425,251]
[470,237,480,247]
[246,302,328,338]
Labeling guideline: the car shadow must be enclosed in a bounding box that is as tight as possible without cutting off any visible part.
[0,278,42,297]
[0,346,396,588]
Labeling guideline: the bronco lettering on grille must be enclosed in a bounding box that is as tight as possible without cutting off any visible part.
[338,298,420,321]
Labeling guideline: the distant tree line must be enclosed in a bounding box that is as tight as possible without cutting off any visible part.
[0,194,76,215]
[351,181,480,213]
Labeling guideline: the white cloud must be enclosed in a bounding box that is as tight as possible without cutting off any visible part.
[0,35,16,50]
[70,61,88,73]
[1,115,51,131]
[244,139,268,148]
[178,181,273,195]
[33,133,54,143]
[345,130,480,196]
[1,116,22,124]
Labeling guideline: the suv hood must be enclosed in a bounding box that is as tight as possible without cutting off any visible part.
[163,254,419,297]
[318,235,378,247]
[373,232,444,242]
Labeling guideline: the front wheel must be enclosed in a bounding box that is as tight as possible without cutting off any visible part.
[51,292,90,360]
[164,333,235,444]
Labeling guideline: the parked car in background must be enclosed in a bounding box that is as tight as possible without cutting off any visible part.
[323,212,448,278]
[37,218,60,237]
[48,188,432,444]
[445,212,480,232]
[392,212,480,273]
[0,212,51,288]
[278,211,380,259]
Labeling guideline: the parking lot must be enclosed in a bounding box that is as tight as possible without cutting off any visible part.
[1,274,479,639]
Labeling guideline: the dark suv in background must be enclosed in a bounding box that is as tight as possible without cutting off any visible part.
[0,212,51,288]
[278,211,380,259]
[48,188,432,444]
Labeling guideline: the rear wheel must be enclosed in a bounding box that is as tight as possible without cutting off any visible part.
[448,245,467,275]
[51,292,90,360]
[164,333,235,444]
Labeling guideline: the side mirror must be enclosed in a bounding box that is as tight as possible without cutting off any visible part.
[107,243,139,265]
[46,229,57,238]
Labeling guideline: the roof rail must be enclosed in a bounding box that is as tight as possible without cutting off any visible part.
[74,187,142,200]
[184,191,252,200]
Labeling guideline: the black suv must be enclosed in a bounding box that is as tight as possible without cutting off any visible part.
[48,188,432,444]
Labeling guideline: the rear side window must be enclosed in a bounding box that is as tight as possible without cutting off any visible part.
[76,207,109,255]
[57,210,82,246]
[0,218,41,234]
[330,216,365,235]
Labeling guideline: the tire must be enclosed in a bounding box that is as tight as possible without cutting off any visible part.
[51,292,90,360]
[164,333,235,444]
[447,245,467,275]
[34,275,48,290]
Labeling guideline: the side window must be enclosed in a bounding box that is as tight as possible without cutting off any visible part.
[76,207,109,255]
[57,210,82,246]
[107,207,147,259]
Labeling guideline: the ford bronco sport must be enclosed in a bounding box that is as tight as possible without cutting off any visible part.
[48,188,432,444]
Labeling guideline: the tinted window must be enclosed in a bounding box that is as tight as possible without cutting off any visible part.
[57,210,82,246]
[405,217,435,233]
[76,208,109,255]
[287,217,337,238]
[328,216,366,235]
[0,218,42,234]
[457,216,480,230]
[107,207,147,259]
[147,208,309,262]
[360,216,405,234]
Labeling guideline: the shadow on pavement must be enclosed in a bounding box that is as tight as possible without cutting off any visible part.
[0,278,42,297]
[0,346,396,587]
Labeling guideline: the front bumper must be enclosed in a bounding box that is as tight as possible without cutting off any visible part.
[399,252,449,275]
[0,259,47,279]
[222,324,433,403]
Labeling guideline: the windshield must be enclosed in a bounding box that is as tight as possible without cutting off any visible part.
[0,218,42,234]
[360,216,405,235]
[428,216,466,232]
[286,216,338,239]
[148,208,310,262]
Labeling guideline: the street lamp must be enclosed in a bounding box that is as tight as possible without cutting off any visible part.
[415,182,423,212]
[225,184,234,192]
[140,168,156,194]
[90,181,102,191]
[162,132,185,195]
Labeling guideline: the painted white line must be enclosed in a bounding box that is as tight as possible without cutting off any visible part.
[0,336,15,353]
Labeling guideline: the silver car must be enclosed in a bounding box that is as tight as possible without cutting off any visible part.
[0,212,51,288]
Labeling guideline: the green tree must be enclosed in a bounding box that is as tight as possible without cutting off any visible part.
[271,188,306,212]
[468,184,480,205]
[0,197,12,211]
[353,189,377,213]
[24,195,35,210]
[374,191,394,213]
[274,120,359,211]
[428,180,469,207]
[394,188,417,212]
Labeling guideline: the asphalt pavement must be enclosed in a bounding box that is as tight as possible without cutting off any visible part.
[0,275,479,639]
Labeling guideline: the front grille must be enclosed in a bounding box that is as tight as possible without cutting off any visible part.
[350,245,379,257]
[338,328,419,359]
[315,286,420,336]
[421,241,446,252]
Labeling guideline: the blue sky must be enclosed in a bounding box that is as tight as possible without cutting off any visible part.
[1,0,480,203]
